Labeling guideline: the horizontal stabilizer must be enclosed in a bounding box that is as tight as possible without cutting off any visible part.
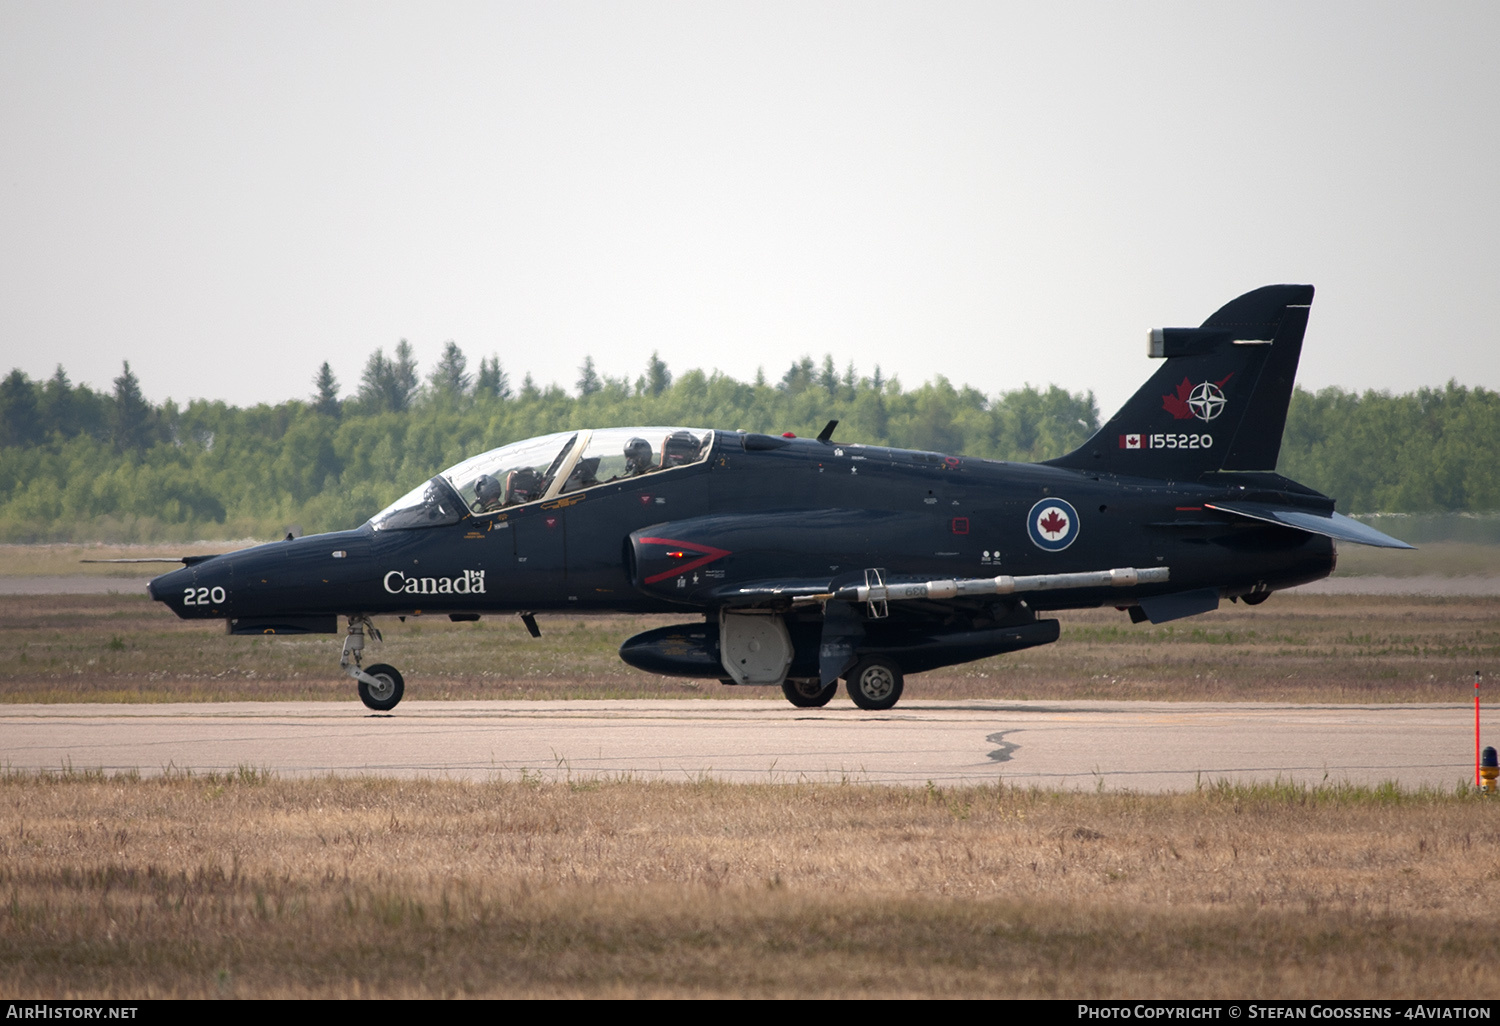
[1205,501,1415,549]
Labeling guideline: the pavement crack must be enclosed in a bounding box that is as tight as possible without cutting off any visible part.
[986,729,1020,763]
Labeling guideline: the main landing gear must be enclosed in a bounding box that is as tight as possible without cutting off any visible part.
[782,677,838,708]
[844,656,904,712]
[779,657,907,711]
[341,615,405,711]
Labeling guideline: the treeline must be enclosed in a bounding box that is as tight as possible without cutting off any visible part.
[0,345,1494,542]
[1279,380,1500,513]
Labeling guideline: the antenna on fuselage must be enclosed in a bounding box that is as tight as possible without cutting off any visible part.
[816,420,839,443]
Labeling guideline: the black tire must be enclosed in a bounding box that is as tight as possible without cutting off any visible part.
[358,663,405,711]
[782,677,837,708]
[845,657,903,711]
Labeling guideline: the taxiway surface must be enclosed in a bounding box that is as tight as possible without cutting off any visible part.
[0,700,1478,791]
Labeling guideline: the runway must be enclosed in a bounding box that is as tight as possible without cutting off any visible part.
[0,699,1480,790]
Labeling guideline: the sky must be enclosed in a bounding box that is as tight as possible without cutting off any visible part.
[1,1,1497,421]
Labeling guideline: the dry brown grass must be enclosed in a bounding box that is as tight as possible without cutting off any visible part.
[0,591,1495,704]
[2,772,1497,998]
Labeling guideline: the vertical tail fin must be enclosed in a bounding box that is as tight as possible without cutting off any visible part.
[1046,284,1314,478]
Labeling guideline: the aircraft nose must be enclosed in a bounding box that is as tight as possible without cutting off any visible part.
[149,560,232,618]
[147,565,191,603]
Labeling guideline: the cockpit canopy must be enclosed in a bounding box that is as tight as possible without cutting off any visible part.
[368,427,714,531]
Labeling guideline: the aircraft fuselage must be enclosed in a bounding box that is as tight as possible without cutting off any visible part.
[149,432,1334,626]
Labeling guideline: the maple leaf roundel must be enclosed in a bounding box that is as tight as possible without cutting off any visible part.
[1163,373,1233,422]
[1027,497,1080,552]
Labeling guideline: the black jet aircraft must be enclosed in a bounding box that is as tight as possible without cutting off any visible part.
[147,284,1411,711]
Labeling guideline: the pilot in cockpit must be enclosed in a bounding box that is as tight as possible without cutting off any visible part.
[623,437,655,477]
[473,473,503,512]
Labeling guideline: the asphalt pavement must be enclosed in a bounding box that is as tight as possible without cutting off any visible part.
[0,699,1479,791]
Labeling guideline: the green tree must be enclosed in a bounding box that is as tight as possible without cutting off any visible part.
[780,357,815,395]
[641,351,671,396]
[111,361,152,452]
[818,355,839,395]
[475,355,510,400]
[358,349,394,412]
[41,366,75,438]
[312,362,341,417]
[392,340,419,410]
[850,386,888,441]
[577,356,601,397]
[0,370,41,448]
[427,341,470,402]
[358,341,420,413]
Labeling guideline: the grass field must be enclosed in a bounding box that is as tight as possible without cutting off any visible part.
[2,771,1496,998]
[0,591,1494,705]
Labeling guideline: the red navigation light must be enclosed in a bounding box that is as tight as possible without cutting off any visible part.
[782,432,797,438]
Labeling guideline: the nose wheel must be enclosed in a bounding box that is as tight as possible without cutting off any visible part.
[357,663,405,711]
[341,615,406,711]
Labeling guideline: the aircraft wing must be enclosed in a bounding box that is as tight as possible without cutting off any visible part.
[1204,501,1415,549]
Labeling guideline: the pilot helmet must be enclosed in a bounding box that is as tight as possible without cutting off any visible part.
[624,437,652,470]
[474,473,502,506]
[661,430,699,467]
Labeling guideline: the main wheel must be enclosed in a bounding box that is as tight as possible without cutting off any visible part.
[845,657,904,711]
[782,677,837,708]
[358,663,405,711]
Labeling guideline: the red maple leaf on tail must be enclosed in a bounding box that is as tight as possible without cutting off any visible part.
[1039,510,1069,536]
[1161,377,1195,420]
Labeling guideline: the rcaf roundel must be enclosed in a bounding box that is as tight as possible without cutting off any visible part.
[1027,497,1079,551]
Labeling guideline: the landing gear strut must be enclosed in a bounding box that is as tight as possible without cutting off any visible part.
[342,615,405,711]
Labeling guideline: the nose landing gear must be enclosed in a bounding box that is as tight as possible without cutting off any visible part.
[341,615,405,711]
[357,663,405,711]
